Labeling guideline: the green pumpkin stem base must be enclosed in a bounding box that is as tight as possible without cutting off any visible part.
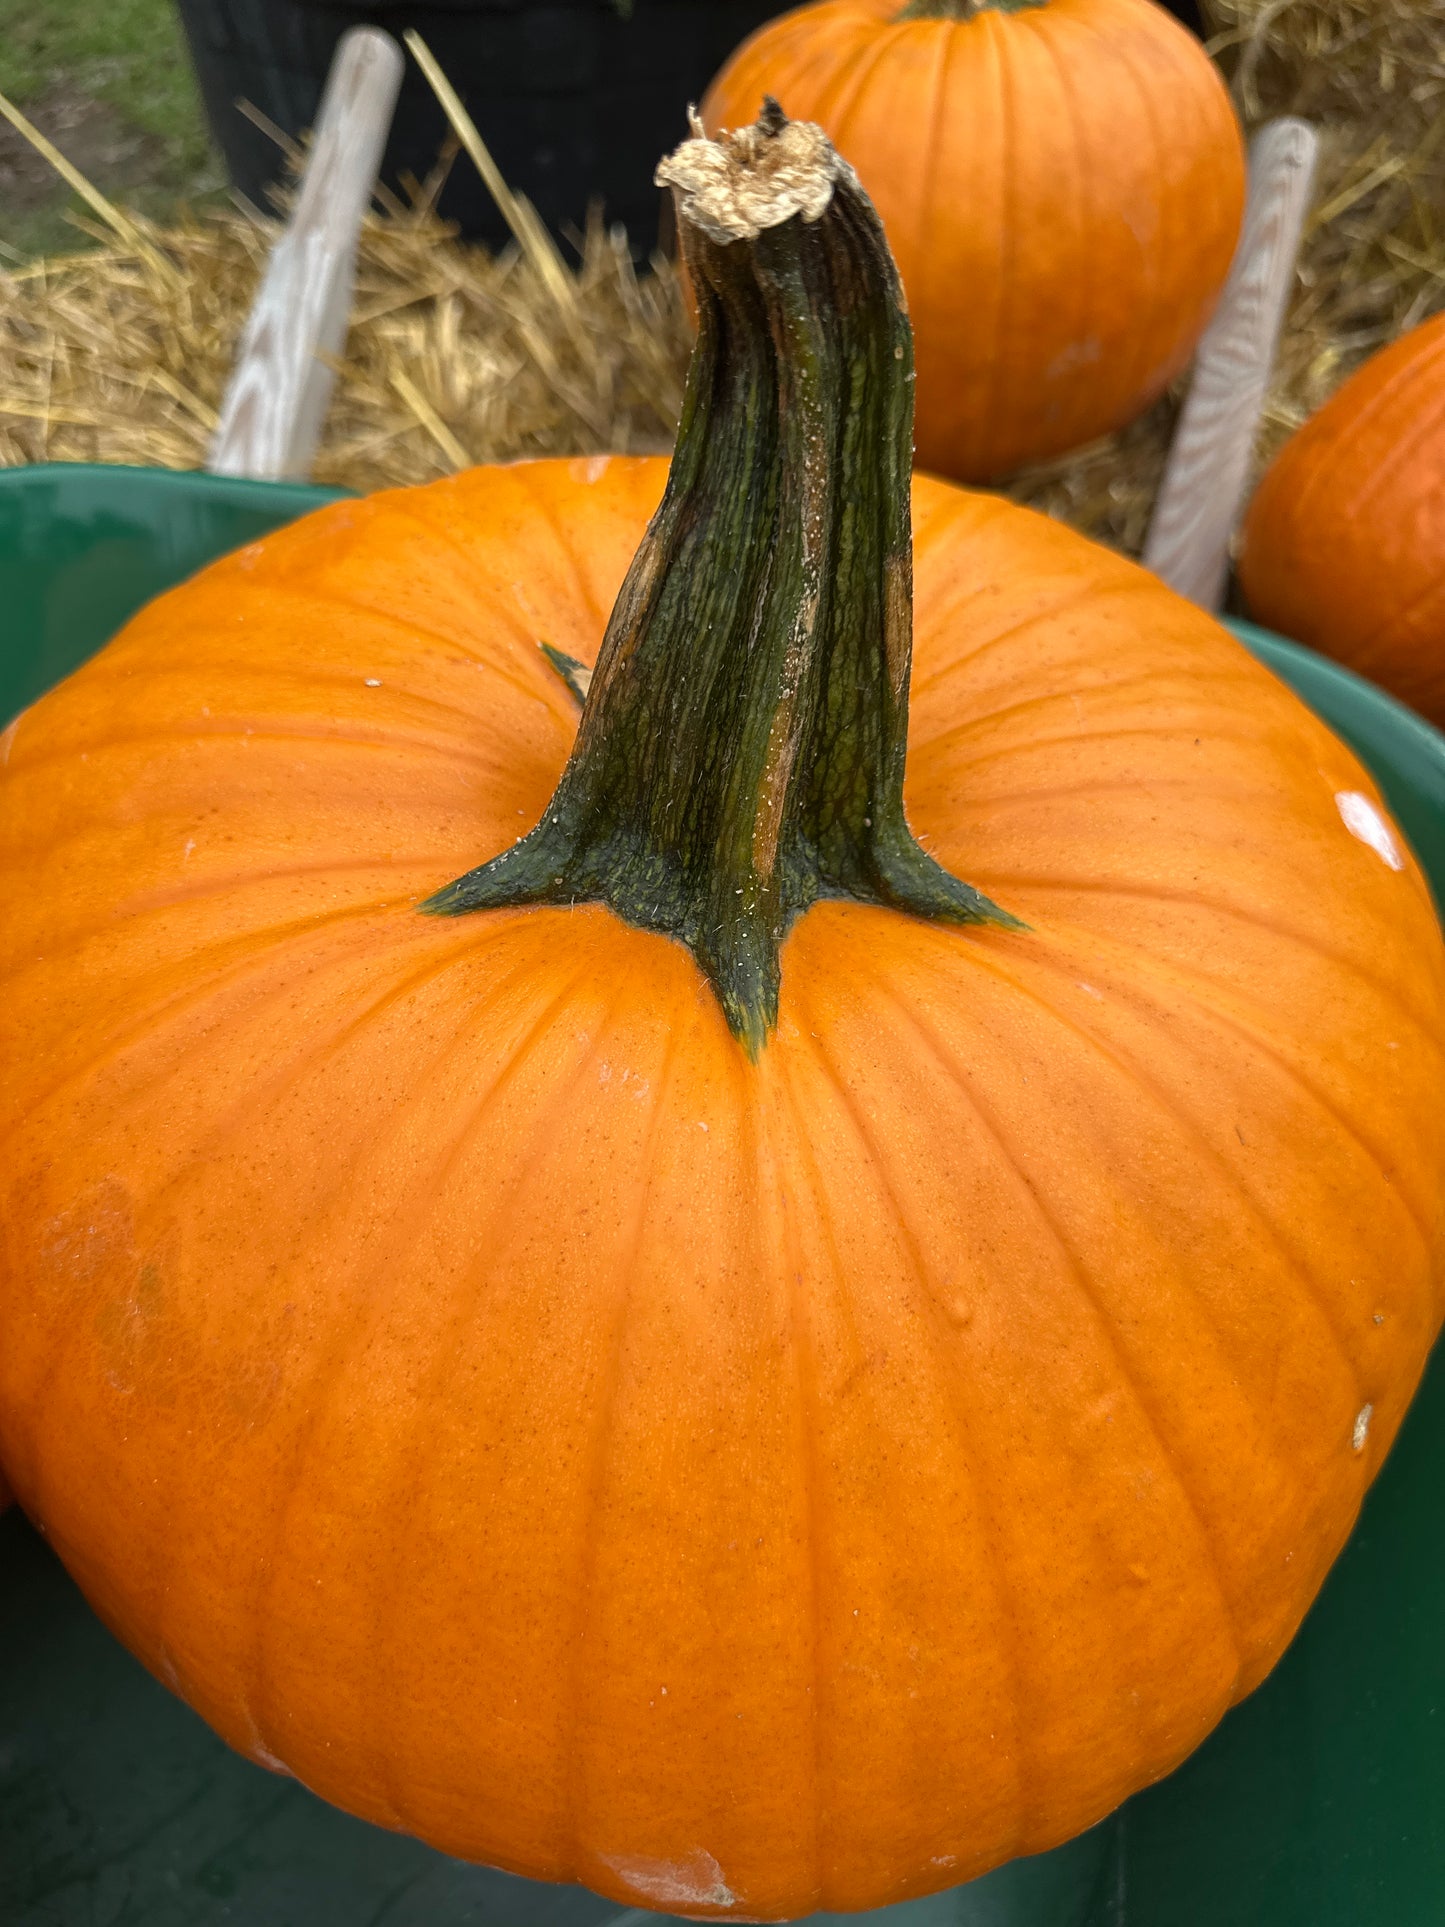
[425,101,1020,1055]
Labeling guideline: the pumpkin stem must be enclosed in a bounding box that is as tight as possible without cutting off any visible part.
[893,0,1046,18]
[424,102,1020,1054]
[901,0,1048,18]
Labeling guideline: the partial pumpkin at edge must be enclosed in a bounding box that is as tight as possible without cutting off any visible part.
[1238,309,1445,730]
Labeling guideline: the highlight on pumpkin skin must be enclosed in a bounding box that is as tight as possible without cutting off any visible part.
[424,102,1021,1055]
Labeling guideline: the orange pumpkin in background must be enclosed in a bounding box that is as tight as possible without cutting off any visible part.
[1239,311,1445,730]
[703,0,1246,482]
[1,112,1442,1921]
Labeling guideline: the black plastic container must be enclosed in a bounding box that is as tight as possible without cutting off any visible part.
[1164,0,1204,32]
[177,0,1208,254]
[175,0,784,252]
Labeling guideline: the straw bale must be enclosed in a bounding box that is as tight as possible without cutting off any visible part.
[0,196,691,485]
[1,1,1441,556]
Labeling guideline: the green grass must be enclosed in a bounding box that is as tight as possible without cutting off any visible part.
[0,0,222,259]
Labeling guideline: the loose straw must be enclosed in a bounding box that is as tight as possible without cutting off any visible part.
[0,0,1438,553]
[402,30,575,313]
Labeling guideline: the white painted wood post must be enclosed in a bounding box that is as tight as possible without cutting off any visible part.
[209,27,405,481]
[1143,117,1320,611]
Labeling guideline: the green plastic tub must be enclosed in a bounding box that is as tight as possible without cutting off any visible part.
[1,463,1442,1927]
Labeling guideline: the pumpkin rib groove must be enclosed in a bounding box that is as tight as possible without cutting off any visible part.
[1332,345,1445,528]
[1245,358,1428,576]
[1138,0,1222,381]
[125,933,521,1228]
[262,588,570,714]
[794,998,1036,1866]
[0,885,451,1090]
[1237,314,1445,728]
[0,875,422,1023]
[0,905,435,1125]
[357,978,626,1846]
[925,772,1315,821]
[0,863,424,967]
[951,947,1368,1419]
[908,574,1158,696]
[981,18,1014,479]
[808,23,899,172]
[927,720,1295,777]
[1026,9,1090,456]
[910,666,1264,752]
[912,20,956,342]
[4,849,435,910]
[1038,908,1443,1065]
[84,645,564,739]
[865,974,1251,1679]
[0,922,545,1516]
[346,491,625,689]
[1101,22,1171,425]
[757,1047,826,1908]
[790,17,860,129]
[870,948,1279,1518]
[105,856,443,925]
[1024,925,1440,1261]
[560,1015,682,1884]
[0,902,426,1157]
[241,957,607,1805]
[985,880,1441,1040]
[10,928,539,1563]
[0,724,499,780]
[1342,544,1445,668]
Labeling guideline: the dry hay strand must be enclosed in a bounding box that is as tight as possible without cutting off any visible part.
[0,194,692,486]
[2,0,1442,554]
[1007,0,1445,553]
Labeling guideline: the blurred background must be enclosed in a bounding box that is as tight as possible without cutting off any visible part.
[0,1,1438,558]
[0,0,1205,261]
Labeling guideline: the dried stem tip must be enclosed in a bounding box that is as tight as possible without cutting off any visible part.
[655,100,843,245]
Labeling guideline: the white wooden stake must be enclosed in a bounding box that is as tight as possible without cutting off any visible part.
[1143,117,1320,611]
[209,27,404,481]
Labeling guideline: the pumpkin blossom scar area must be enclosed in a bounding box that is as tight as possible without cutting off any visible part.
[0,105,1442,1925]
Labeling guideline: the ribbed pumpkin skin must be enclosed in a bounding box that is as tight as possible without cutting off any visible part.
[1239,312,1445,729]
[2,459,1443,1919]
[702,0,1245,482]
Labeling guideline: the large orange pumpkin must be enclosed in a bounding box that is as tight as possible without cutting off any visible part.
[1,111,1443,1920]
[1238,310,1445,730]
[703,0,1246,482]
